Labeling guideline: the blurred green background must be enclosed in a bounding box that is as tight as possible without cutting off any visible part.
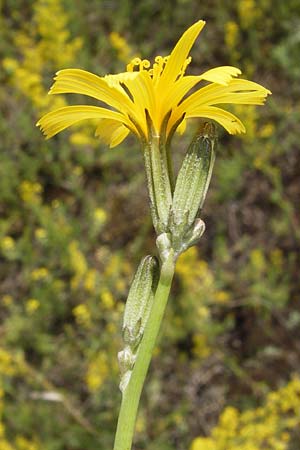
[0,0,300,449]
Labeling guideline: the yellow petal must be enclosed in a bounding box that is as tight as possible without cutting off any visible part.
[157,20,206,94]
[176,118,187,135]
[104,71,140,89]
[161,67,241,116]
[160,75,202,122]
[122,70,156,135]
[37,106,130,139]
[199,66,241,85]
[95,119,130,147]
[49,69,133,112]
[185,105,246,134]
[109,126,130,148]
[179,78,271,112]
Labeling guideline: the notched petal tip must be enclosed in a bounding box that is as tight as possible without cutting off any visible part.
[196,19,206,27]
[200,66,242,86]
[36,120,51,139]
[232,127,246,135]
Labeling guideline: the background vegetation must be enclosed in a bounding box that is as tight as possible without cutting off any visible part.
[0,0,299,449]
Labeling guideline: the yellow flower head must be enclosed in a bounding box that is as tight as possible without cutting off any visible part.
[37,21,270,147]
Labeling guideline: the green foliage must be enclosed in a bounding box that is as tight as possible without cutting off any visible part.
[0,0,299,449]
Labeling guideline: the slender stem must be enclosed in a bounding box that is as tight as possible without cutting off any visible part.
[113,254,175,450]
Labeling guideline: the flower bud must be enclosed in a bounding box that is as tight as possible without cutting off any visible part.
[122,255,159,349]
[171,122,216,227]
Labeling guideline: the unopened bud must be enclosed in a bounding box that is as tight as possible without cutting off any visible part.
[122,255,159,349]
[172,122,216,227]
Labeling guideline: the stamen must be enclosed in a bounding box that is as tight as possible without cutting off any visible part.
[126,57,142,72]
[155,56,164,64]
[178,56,192,79]
[127,57,151,72]
[127,54,170,83]
[141,59,151,70]
[152,56,166,83]
[126,62,134,72]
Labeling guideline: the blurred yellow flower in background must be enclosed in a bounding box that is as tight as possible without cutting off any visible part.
[190,377,300,450]
[85,351,109,392]
[73,303,92,328]
[109,31,136,63]
[30,267,49,281]
[0,237,15,253]
[25,299,40,314]
[19,181,43,204]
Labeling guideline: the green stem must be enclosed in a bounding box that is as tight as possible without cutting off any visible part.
[113,254,175,450]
